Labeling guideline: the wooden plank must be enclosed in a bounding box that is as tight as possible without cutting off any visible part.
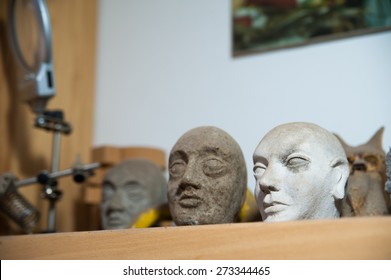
[0,217,390,260]
[121,147,166,170]
[83,184,102,204]
[92,146,121,166]
[86,166,110,185]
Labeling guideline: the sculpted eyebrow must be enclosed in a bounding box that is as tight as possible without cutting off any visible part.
[102,180,115,188]
[280,148,309,163]
[253,155,267,165]
[123,182,145,192]
[123,180,141,185]
[169,150,188,163]
[280,149,295,162]
[201,147,228,159]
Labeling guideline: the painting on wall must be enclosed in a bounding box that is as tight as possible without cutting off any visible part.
[232,0,391,56]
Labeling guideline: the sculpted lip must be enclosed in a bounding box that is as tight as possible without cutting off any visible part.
[107,218,124,227]
[107,213,125,225]
[178,193,201,208]
[263,201,287,214]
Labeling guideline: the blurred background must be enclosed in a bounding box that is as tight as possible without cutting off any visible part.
[94,0,391,188]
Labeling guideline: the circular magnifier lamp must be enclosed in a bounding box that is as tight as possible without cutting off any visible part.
[8,0,55,114]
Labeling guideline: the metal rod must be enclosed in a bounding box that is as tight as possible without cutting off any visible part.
[46,131,61,232]
[52,131,61,173]
[47,199,56,233]
[15,162,101,188]
[15,177,39,187]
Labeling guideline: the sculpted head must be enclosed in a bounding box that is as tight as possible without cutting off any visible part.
[101,159,167,229]
[253,122,349,222]
[168,126,247,225]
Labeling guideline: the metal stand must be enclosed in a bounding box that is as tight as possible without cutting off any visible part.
[15,158,100,233]
[1,110,101,233]
[13,109,100,233]
[37,110,69,233]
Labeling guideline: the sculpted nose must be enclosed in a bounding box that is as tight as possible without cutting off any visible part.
[259,166,279,193]
[107,191,125,211]
[179,164,200,189]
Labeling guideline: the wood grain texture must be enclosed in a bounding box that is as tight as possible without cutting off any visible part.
[0,0,98,233]
[0,217,390,260]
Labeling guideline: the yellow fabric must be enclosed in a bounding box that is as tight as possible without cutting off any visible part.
[239,189,260,222]
[133,208,160,228]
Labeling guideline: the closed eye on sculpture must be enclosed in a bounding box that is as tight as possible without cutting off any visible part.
[169,159,187,178]
[123,184,145,201]
[102,182,115,199]
[253,163,266,177]
[285,154,310,169]
[122,181,142,196]
[202,157,227,177]
[364,155,378,166]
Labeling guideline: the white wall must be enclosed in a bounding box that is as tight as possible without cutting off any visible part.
[94,0,391,190]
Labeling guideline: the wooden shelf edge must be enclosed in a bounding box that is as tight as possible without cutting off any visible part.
[0,217,390,260]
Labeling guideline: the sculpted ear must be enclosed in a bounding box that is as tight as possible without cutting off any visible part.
[330,158,349,200]
[367,126,384,151]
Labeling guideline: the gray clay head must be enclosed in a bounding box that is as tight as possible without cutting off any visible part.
[101,158,167,229]
[253,122,349,222]
[168,126,247,225]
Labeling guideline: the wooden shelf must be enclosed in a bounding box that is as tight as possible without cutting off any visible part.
[0,217,390,260]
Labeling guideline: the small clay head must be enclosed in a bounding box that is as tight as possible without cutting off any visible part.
[253,122,349,222]
[168,126,247,225]
[101,158,167,229]
[334,127,390,216]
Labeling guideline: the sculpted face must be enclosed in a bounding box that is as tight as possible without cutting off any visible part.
[101,159,166,229]
[335,127,390,216]
[168,126,247,225]
[253,122,349,222]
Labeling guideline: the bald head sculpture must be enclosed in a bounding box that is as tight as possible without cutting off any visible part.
[253,122,349,222]
[168,126,247,225]
[101,159,167,229]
